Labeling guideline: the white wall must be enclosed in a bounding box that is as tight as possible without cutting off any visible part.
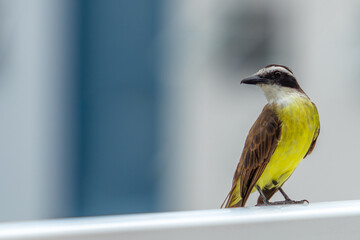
[0,1,73,221]
[160,0,360,211]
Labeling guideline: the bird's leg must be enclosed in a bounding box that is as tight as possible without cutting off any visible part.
[277,187,309,204]
[273,181,309,205]
[273,180,291,201]
[278,187,292,201]
[256,182,309,206]
[255,186,284,206]
[256,185,271,205]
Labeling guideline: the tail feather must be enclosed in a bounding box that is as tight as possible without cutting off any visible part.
[221,183,245,208]
[220,190,232,208]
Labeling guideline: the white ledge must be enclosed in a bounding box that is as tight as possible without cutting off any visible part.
[1,200,360,239]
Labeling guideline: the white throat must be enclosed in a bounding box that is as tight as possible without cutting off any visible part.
[259,84,306,105]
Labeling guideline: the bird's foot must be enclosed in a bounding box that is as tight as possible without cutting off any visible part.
[256,199,309,206]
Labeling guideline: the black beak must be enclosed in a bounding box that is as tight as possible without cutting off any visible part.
[241,75,269,85]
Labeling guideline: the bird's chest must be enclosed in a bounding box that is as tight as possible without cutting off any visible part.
[275,100,318,159]
[258,99,319,188]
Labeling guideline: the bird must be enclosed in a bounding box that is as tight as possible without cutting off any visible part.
[222,64,320,208]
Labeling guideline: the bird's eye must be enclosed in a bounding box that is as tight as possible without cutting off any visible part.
[274,71,281,78]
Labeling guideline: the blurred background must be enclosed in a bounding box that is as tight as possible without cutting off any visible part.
[0,0,360,222]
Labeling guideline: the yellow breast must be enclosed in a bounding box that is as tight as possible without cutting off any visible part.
[256,95,320,190]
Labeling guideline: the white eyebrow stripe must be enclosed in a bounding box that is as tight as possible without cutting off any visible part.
[256,66,294,77]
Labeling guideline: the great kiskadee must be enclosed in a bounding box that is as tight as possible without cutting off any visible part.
[222,64,320,208]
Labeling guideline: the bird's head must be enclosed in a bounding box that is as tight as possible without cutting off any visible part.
[241,64,305,103]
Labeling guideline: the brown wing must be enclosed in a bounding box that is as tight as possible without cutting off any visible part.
[223,105,281,207]
[304,102,320,158]
[304,127,320,158]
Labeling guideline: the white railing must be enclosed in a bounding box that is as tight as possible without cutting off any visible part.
[1,200,360,240]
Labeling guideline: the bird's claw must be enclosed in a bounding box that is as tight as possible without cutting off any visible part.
[256,199,309,206]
